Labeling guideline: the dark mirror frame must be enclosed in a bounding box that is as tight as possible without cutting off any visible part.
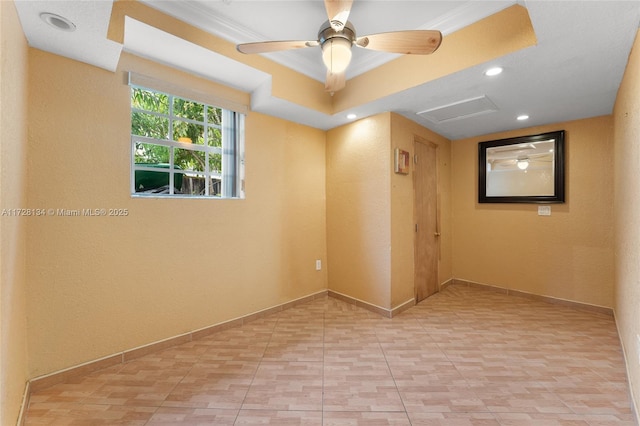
[478,130,565,204]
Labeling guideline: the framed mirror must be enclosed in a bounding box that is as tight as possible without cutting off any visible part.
[478,130,565,203]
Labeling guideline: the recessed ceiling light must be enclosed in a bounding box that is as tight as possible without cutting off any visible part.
[40,12,76,32]
[517,115,529,121]
[484,67,503,76]
[346,113,357,120]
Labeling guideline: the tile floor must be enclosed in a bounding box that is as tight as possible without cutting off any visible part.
[24,285,636,425]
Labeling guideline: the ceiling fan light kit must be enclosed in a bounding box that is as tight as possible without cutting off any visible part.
[322,38,352,73]
[235,0,442,92]
[319,20,355,74]
[516,157,530,170]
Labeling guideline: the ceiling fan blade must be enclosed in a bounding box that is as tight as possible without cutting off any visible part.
[324,0,353,31]
[325,70,346,93]
[356,30,442,54]
[236,40,317,54]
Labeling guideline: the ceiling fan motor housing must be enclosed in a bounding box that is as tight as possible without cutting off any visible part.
[318,20,356,46]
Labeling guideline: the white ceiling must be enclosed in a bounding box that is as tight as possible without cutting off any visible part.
[13,0,640,140]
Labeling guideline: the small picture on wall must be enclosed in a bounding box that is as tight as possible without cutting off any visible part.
[395,148,410,174]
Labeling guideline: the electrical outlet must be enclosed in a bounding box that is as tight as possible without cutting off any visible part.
[538,206,551,216]
[315,260,322,271]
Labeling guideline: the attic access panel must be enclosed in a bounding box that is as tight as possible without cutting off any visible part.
[418,95,498,123]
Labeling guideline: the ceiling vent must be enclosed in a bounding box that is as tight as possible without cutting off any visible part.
[417,95,498,123]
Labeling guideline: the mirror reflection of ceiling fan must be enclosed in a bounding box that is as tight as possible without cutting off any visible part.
[235,0,442,93]
[487,140,555,161]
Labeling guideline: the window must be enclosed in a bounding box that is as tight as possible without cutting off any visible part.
[130,86,244,198]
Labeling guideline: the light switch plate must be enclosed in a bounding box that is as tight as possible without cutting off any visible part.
[315,260,321,271]
[538,206,551,216]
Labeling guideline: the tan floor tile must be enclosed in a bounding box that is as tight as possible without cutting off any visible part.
[24,402,155,425]
[146,407,238,425]
[235,409,322,425]
[494,411,591,425]
[388,365,466,388]
[400,385,489,413]
[163,373,253,409]
[324,343,386,363]
[323,361,396,390]
[322,410,411,425]
[240,389,323,411]
[407,411,500,425]
[262,339,324,362]
[251,361,324,382]
[242,361,323,411]
[322,389,406,412]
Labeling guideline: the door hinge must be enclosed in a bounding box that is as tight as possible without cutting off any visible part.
[415,223,418,233]
[414,155,418,164]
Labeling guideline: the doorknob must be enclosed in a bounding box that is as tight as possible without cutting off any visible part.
[434,232,441,237]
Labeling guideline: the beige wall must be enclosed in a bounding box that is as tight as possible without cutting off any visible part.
[613,29,640,418]
[25,50,327,377]
[326,113,452,310]
[326,113,392,309]
[452,116,614,308]
[0,1,30,424]
[0,2,29,425]
[389,114,452,307]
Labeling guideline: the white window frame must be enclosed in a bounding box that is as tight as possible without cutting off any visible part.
[130,85,245,199]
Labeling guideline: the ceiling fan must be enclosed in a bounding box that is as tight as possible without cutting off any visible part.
[236,0,442,93]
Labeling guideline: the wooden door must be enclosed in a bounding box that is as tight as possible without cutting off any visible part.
[414,138,439,303]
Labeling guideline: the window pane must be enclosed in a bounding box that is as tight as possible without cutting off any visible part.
[173,120,204,145]
[175,148,205,172]
[208,106,222,125]
[209,178,222,196]
[209,153,222,174]
[134,169,171,193]
[207,127,222,147]
[181,174,207,196]
[134,142,169,164]
[132,112,168,139]
[173,97,204,121]
[131,88,169,114]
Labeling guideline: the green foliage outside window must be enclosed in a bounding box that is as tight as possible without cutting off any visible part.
[131,88,222,173]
